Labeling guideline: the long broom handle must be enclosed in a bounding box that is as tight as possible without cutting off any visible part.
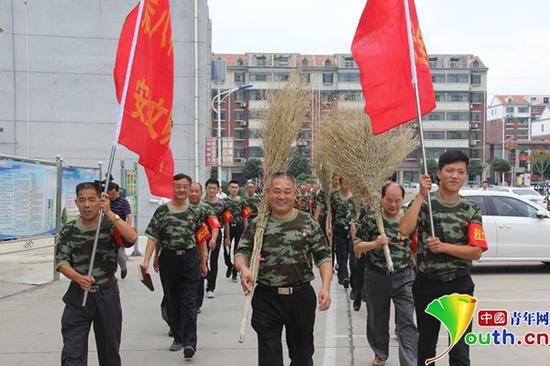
[375,213,394,272]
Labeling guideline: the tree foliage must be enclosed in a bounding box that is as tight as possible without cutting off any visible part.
[532,151,550,179]
[288,153,311,178]
[241,158,263,180]
[468,160,483,179]
[491,158,511,173]
[426,159,438,178]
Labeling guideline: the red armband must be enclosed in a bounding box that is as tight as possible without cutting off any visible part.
[411,232,418,254]
[114,227,125,248]
[208,216,221,229]
[222,209,234,223]
[242,207,252,219]
[195,223,211,245]
[308,198,313,207]
[296,200,302,209]
[467,223,488,251]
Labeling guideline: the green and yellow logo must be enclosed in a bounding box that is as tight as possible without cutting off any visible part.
[424,293,478,365]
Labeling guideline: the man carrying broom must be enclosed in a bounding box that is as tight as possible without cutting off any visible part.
[234,172,332,366]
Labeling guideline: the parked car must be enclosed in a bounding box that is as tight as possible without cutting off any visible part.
[460,190,550,264]
[491,186,548,209]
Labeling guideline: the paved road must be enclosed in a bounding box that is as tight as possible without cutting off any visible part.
[1,242,549,365]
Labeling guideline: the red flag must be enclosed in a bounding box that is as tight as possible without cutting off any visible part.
[114,0,174,196]
[351,0,435,134]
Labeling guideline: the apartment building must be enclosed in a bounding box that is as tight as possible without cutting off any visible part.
[211,53,488,183]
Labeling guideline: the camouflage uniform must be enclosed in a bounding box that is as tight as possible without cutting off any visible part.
[296,193,313,214]
[203,198,227,293]
[355,211,418,365]
[330,191,355,284]
[236,209,331,366]
[412,193,486,366]
[56,219,133,366]
[223,196,248,279]
[244,194,261,221]
[145,204,203,352]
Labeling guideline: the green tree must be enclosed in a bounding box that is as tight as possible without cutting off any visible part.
[296,173,314,185]
[209,167,218,181]
[241,158,263,180]
[491,158,511,174]
[532,151,550,179]
[288,153,311,178]
[423,159,438,179]
[468,160,483,180]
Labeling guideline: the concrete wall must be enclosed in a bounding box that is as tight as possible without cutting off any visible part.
[0,0,212,231]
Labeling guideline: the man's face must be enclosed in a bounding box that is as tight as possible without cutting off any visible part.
[437,161,468,193]
[189,183,202,204]
[300,185,307,194]
[107,189,119,201]
[206,183,218,198]
[340,179,349,192]
[229,183,239,196]
[332,175,340,188]
[482,182,489,189]
[312,184,319,194]
[267,177,296,216]
[382,184,403,217]
[75,188,101,221]
[246,184,256,196]
[173,178,190,200]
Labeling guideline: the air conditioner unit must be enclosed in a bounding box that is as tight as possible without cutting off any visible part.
[297,140,308,146]
[239,120,247,126]
[234,158,246,163]
[471,123,479,129]
[239,102,247,108]
[469,140,477,146]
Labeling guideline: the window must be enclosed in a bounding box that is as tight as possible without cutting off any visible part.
[447,92,469,102]
[249,147,263,158]
[447,74,469,83]
[426,148,445,159]
[506,107,515,113]
[301,58,309,67]
[234,129,245,140]
[470,131,481,140]
[249,129,261,139]
[447,131,468,139]
[302,73,311,83]
[338,73,360,82]
[249,110,263,119]
[234,90,245,102]
[490,197,538,218]
[255,55,267,66]
[425,131,445,139]
[435,92,445,102]
[344,56,355,68]
[249,90,264,101]
[213,110,226,120]
[212,128,226,137]
[324,58,332,67]
[448,112,468,121]
[426,112,445,121]
[299,129,312,140]
[542,125,545,133]
[518,107,529,113]
[236,58,244,66]
[471,112,481,122]
[429,57,438,69]
[234,110,245,121]
[471,74,481,85]
[449,57,461,68]
[471,93,482,103]
[234,148,246,158]
[544,97,549,104]
[471,61,480,68]
[339,91,363,102]
[275,72,290,81]
[432,74,445,83]
[321,91,333,102]
[234,72,245,83]
[467,196,488,215]
[518,118,528,125]
[406,150,417,160]
[322,73,334,84]
[470,148,481,159]
[250,73,271,82]
[274,55,289,66]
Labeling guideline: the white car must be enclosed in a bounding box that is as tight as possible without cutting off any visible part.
[460,190,550,264]
[492,186,548,209]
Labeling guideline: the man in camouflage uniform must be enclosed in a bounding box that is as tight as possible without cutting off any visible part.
[355,183,418,366]
[203,178,228,298]
[296,184,313,215]
[189,182,220,311]
[328,177,355,288]
[141,174,208,360]
[235,172,332,366]
[314,174,341,267]
[244,180,261,221]
[56,182,137,366]
[223,180,249,282]
[400,150,487,366]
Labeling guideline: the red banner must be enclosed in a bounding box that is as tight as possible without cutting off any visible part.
[351,0,435,134]
[114,0,174,196]
[144,148,174,198]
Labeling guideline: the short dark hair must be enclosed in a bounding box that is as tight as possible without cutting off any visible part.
[438,149,469,170]
[381,182,405,198]
[76,182,101,196]
[483,180,489,184]
[173,173,192,184]
[229,180,240,186]
[268,172,296,187]
[107,182,119,191]
[205,178,219,188]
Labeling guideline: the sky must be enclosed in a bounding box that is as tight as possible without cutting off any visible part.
[208,0,550,101]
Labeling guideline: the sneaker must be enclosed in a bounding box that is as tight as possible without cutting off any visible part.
[183,346,195,359]
[372,355,385,366]
[342,278,350,289]
[206,290,215,299]
[169,340,183,352]
[225,267,232,278]
[121,269,127,279]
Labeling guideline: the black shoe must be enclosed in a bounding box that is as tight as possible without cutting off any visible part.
[169,340,183,352]
[342,278,349,289]
[231,273,238,283]
[350,290,356,300]
[353,299,361,311]
[225,267,232,278]
[121,269,127,279]
[183,346,195,359]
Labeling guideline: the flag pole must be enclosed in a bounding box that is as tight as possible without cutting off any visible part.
[403,0,435,237]
[82,0,146,307]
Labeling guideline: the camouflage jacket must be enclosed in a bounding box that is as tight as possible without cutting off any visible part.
[190,200,217,225]
[415,193,484,276]
[244,194,261,220]
[224,196,247,226]
[296,193,313,213]
[236,209,331,286]
[145,203,202,250]
[355,209,413,271]
[55,220,132,285]
[203,197,227,224]
[331,191,354,227]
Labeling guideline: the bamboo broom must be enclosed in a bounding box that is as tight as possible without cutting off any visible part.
[316,108,418,272]
[239,71,309,343]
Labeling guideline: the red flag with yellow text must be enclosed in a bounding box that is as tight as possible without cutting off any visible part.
[114,0,174,197]
[351,0,435,134]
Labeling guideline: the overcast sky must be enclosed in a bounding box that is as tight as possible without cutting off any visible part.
[208,0,550,101]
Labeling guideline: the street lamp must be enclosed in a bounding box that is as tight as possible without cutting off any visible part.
[501,113,512,185]
[211,83,253,183]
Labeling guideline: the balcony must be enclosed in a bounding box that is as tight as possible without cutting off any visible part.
[435,102,470,111]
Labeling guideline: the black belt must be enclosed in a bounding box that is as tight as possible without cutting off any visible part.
[163,248,196,256]
[367,265,411,276]
[256,282,311,295]
[418,269,470,282]
[73,277,117,293]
